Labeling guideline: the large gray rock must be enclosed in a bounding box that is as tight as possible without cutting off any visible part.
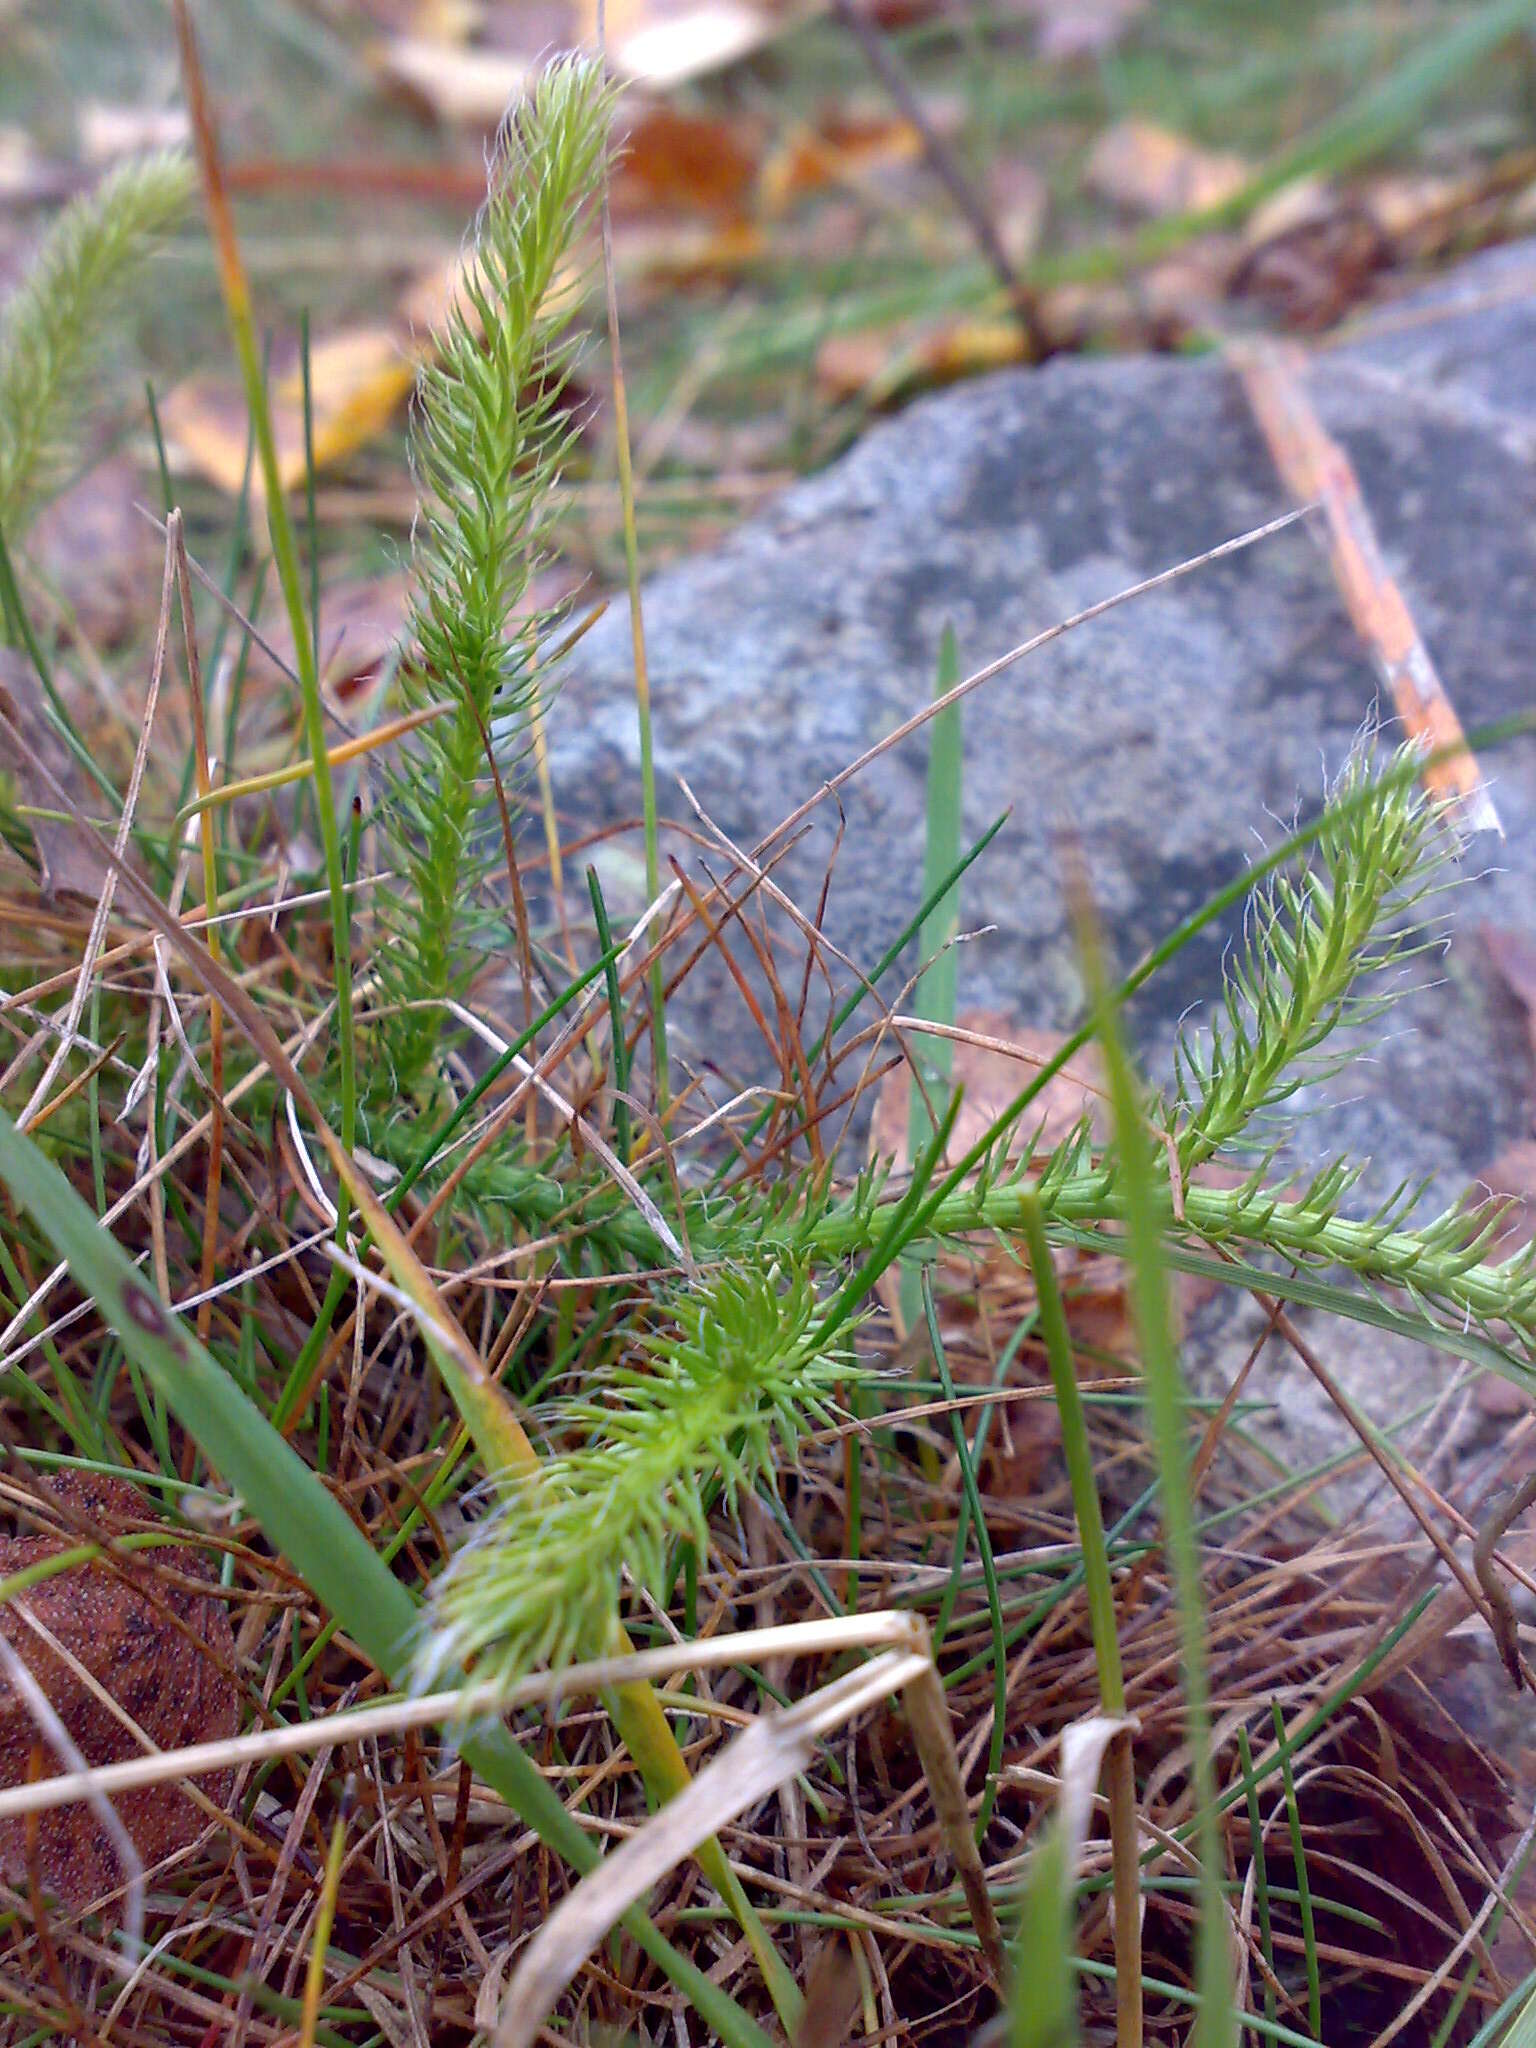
[552,242,1536,1486]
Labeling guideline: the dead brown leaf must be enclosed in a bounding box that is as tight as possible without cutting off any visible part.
[0,1472,237,1910]
[1462,1138,1536,1416]
[815,315,1028,404]
[760,106,929,212]
[1085,117,1249,219]
[1013,0,1147,61]
[1472,1141,1536,1258]
[1233,181,1387,330]
[1361,170,1480,257]
[1139,243,1240,342]
[375,37,535,125]
[868,1012,1104,1174]
[616,100,764,218]
[868,1015,1137,1447]
[25,454,165,649]
[0,649,113,902]
[378,0,810,110]
[1481,922,1536,1082]
[240,570,413,712]
[161,327,418,499]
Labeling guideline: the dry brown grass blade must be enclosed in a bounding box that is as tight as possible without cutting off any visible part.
[752,506,1313,862]
[1056,1712,1139,1872]
[495,1648,932,2048]
[0,1613,930,1827]
[901,1649,1008,1985]
[1236,338,1499,835]
[1473,1465,1536,1686]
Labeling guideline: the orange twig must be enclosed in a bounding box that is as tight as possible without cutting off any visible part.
[1237,339,1499,837]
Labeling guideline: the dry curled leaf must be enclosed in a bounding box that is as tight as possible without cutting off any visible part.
[25,454,166,651]
[0,648,113,903]
[1481,922,1536,1084]
[1013,0,1147,61]
[0,1471,237,1910]
[160,327,418,498]
[1085,117,1249,219]
[1233,182,1387,331]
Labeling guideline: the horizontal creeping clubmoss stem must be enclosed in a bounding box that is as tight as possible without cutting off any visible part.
[412,1155,1536,1365]
[801,1173,1536,1352]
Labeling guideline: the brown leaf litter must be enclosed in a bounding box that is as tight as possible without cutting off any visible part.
[0,1470,237,1912]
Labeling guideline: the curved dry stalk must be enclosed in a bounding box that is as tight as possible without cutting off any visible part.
[0,1611,928,1824]
[497,1648,932,2048]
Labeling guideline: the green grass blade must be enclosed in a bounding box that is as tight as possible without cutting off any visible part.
[588,866,632,1165]
[902,625,963,1332]
[908,622,963,1146]
[1481,1973,1536,2048]
[1074,872,1231,2048]
[1016,1194,1123,1714]
[921,1267,1005,1841]
[1238,1724,1277,2028]
[1008,1818,1078,2048]
[1273,1699,1321,2041]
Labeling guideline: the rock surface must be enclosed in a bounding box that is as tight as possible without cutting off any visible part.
[553,241,1536,1488]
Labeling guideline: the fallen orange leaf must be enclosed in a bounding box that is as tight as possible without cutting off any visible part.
[615,100,764,218]
[760,109,926,212]
[162,327,417,498]
[1085,116,1249,218]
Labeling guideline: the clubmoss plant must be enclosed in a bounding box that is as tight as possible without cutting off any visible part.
[415,750,1536,1696]
[380,56,615,1103]
[6,33,1536,2038]
[420,1258,863,1687]
[1169,745,1448,1171]
[0,150,192,534]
